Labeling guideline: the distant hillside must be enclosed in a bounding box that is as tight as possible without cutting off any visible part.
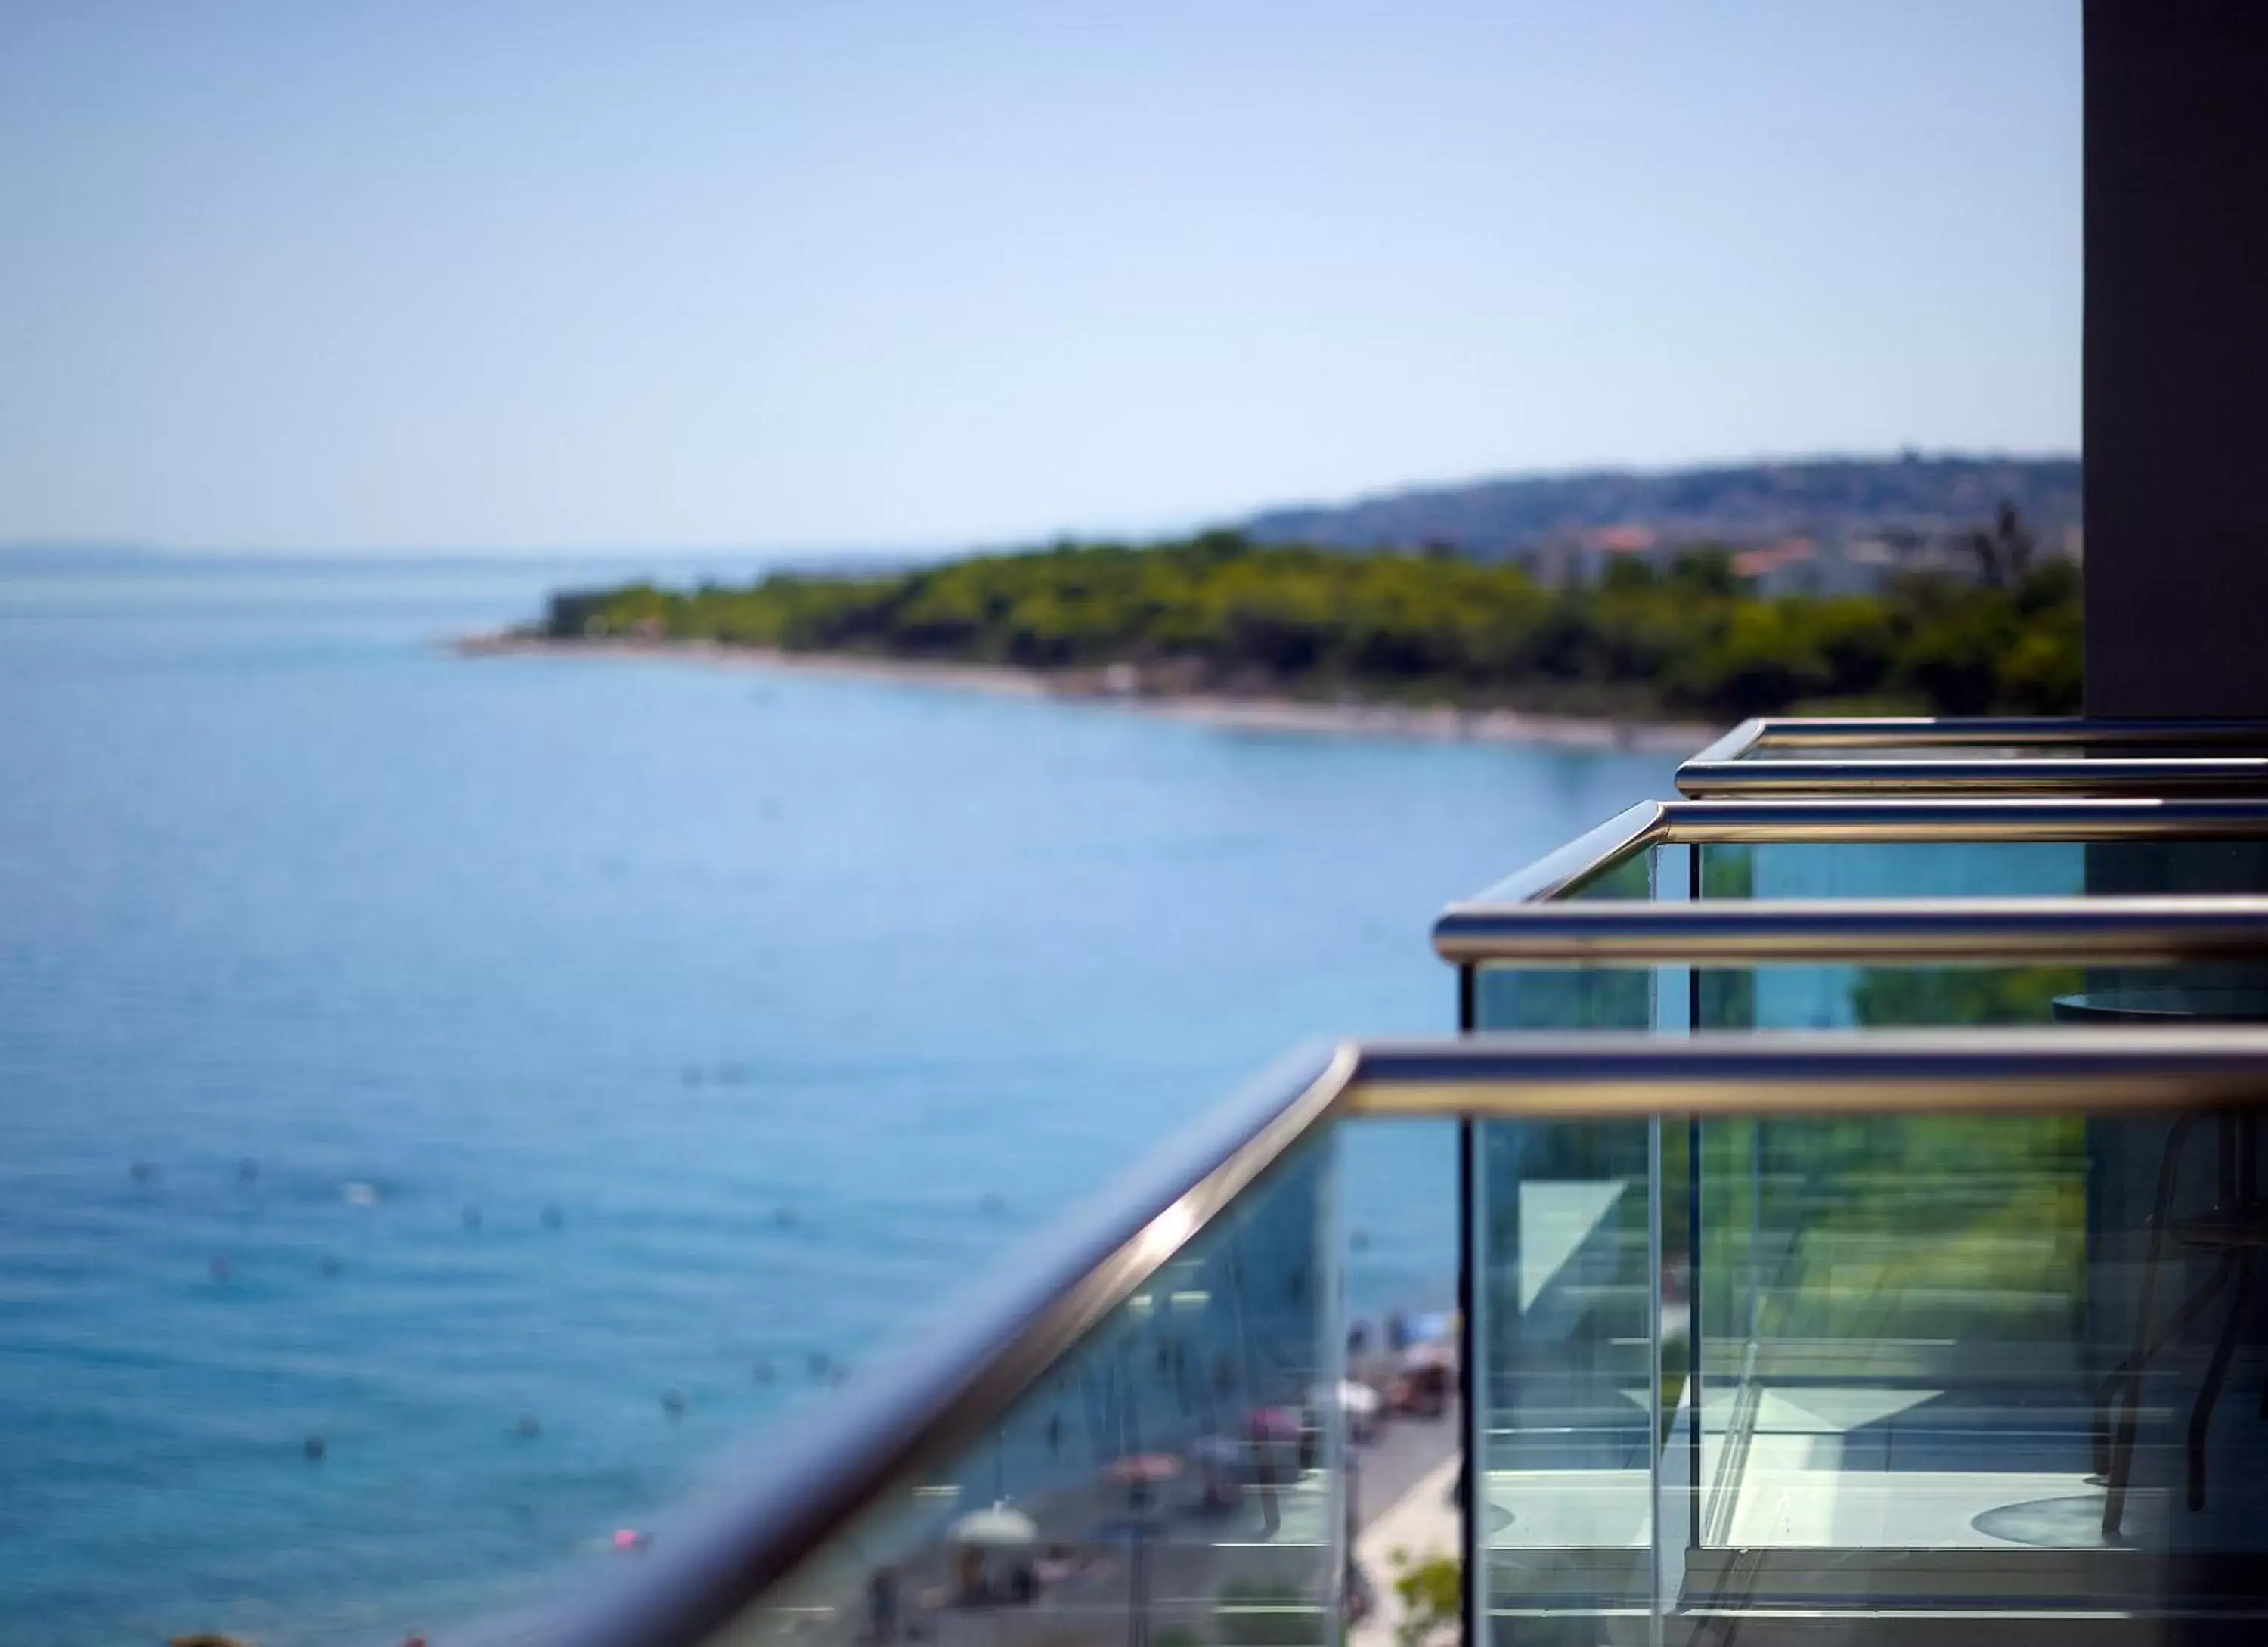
[539,524,2081,723]
[1242,454,2081,558]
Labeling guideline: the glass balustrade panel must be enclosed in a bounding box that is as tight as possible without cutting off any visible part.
[1697,837,2268,902]
[705,1132,1343,1647]
[1481,1100,2268,1644]
[1471,1112,1668,1647]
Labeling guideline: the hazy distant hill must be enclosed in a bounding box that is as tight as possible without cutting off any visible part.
[1242,454,2082,557]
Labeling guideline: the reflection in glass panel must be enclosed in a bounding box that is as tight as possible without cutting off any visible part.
[1698,836,2268,904]
[1684,1106,2268,1623]
[1468,888,2268,1639]
[1702,837,2087,901]
[1697,957,2268,1038]
[1473,1115,1661,1645]
[1477,841,1682,1034]
[712,1137,1340,1647]
[1694,1110,2093,1551]
[1473,966,1655,1033]
[1487,1106,2268,1642]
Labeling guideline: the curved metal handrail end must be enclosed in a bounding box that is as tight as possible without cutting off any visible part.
[1439,797,2268,963]
[472,1040,1362,1647]
[1338,1028,2268,1119]
[1457,799,1667,907]
[1683,717,1765,768]
[1432,894,2268,967]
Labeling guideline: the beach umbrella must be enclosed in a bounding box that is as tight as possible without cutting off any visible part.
[950,1503,1038,1548]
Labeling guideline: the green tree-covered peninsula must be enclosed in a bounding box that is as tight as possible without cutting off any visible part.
[535,529,2080,723]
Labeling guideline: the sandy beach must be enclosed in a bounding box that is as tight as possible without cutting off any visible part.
[452,632,1716,754]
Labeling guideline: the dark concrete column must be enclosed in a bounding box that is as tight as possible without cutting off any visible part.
[2084,10,2268,1582]
[2084,2,2268,716]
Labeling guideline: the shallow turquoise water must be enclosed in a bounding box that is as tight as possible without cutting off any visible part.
[0,559,1673,1644]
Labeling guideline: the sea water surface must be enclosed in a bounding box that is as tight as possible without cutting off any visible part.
[0,558,1675,1645]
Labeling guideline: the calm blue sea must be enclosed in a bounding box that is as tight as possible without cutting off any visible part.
[0,558,1674,1645]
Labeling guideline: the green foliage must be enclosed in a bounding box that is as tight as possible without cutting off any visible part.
[1851,965,2088,1028]
[544,528,2082,721]
[1744,1114,2087,1344]
[1387,1552,1461,1647]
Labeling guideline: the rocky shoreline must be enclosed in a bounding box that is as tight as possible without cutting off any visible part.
[452,631,1718,754]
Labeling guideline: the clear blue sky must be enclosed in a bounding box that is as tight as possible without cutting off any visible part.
[0,2,2079,554]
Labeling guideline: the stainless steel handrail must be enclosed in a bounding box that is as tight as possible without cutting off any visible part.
[1689,715,2268,763]
[1678,755,2268,798]
[1679,717,2268,798]
[1453,796,2268,908]
[1340,1026,2268,1117]
[485,1028,2268,1647]
[1433,894,2268,966]
[1464,800,1668,903]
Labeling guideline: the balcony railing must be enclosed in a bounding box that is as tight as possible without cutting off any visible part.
[455,1033,2268,1647]
[462,1034,2268,1647]
[1678,716,2268,797]
[456,721,2268,1647]
[1444,797,2268,909]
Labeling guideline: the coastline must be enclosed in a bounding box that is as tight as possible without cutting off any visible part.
[452,631,1717,753]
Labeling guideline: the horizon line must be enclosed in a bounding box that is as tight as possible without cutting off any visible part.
[0,445,2084,562]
